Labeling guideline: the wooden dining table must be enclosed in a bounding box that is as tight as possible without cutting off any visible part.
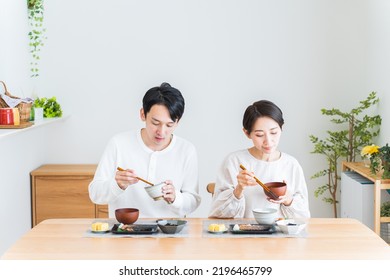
[2,218,390,260]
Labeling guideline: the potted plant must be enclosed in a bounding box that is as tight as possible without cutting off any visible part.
[382,201,390,217]
[363,143,390,179]
[33,97,63,118]
[360,144,379,167]
[31,96,45,121]
[380,201,390,243]
[309,92,382,217]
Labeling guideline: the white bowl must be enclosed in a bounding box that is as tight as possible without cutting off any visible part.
[144,182,165,201]
[276,219,306,235]
[252,208,278,225]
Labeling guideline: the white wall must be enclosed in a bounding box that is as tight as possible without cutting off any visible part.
[1,0,390,255]
[0,0,31,95]
[367,1,390,145]
[0,129,49,255]
[0,0,40,256]
[39,0,379,219]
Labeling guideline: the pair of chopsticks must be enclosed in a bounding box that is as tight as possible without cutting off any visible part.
[239,164,278,200]
[117,167,154,186]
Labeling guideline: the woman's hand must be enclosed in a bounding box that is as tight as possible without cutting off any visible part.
[234,169,257,199]
[115,168,139,190]
[267,195,293,206]
[162,180,176,204]
[267,180,293,206]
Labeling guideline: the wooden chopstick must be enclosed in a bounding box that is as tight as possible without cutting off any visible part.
[116,167,154,186]
[239,164,278,200]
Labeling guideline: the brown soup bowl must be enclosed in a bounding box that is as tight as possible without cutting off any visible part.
[115,208,139,224]
[263,181,287,199]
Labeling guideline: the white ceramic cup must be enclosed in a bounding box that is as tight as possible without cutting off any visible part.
[144,182,165,201]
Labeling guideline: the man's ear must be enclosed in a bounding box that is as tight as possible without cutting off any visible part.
[140,108,146,121]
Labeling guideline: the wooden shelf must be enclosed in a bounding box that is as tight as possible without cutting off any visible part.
[0,115,69,139]
[381,217,390,223]
[342,161,390,236]
[342,162,390,185]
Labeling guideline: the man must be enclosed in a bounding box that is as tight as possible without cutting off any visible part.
[89,82,201,218]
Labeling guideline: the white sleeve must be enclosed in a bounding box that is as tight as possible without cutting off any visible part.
[88,138,124,204]
[169,146,201,216]
[282,163,311,218]
[208,156,245,218]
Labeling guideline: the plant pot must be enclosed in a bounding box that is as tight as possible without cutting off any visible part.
[34,107,44,121]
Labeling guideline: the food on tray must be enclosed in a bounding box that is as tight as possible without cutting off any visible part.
[111,223,158,234]
[228,223,275,234]
[237,224,269,231]
[208,223,226,232]
[117,223,136,232]
[91,222,109,232]
[233,224,240,231]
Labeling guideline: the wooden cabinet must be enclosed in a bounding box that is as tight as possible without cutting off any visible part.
[342,161,390,236]
[31,164,108,227]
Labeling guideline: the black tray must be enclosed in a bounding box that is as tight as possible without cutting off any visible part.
[229,224,276,234]
[111,224,158,234]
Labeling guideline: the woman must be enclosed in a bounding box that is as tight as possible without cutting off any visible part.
[89,82,201,218]
[209,100,310,219]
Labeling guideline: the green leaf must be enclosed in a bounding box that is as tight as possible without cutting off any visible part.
[309,91,381,217]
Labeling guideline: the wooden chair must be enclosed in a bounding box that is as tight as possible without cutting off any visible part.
[206,182,215,196]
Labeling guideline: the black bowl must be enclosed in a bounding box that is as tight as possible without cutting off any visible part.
[156,219,187,234]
